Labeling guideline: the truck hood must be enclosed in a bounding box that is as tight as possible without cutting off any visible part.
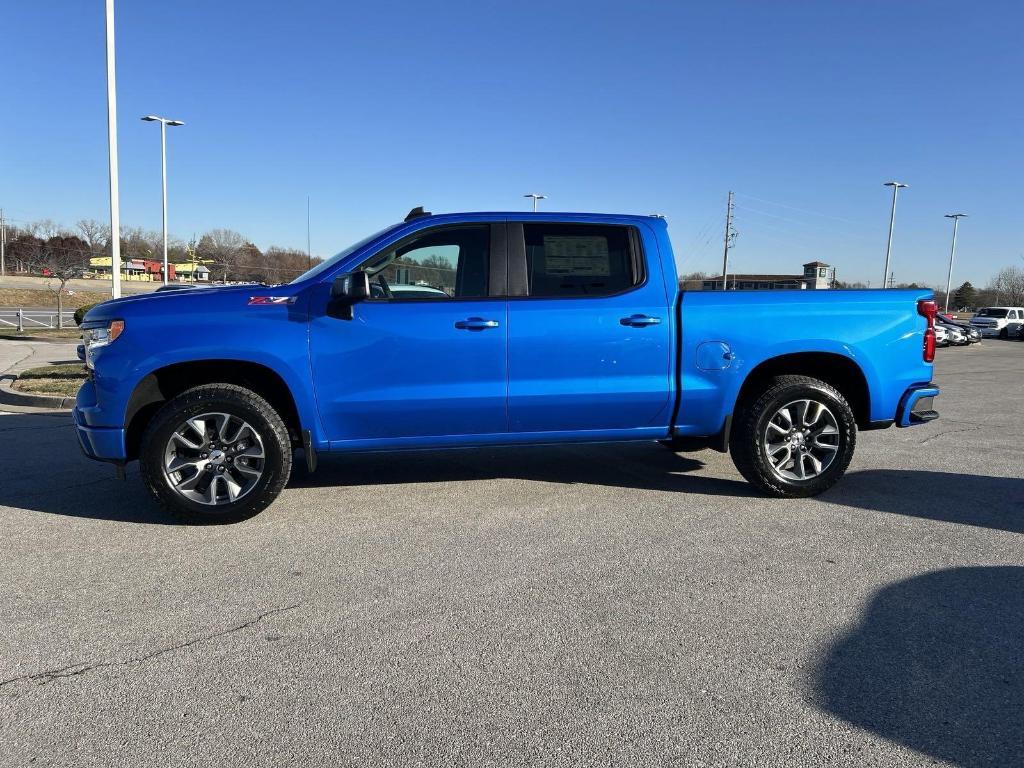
[82,284,291,324]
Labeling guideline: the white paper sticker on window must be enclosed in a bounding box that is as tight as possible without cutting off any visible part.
[542,236,610,276]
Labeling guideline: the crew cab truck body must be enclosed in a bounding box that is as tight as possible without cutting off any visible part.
[75,210,940,522]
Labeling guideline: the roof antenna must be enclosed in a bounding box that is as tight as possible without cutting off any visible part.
[405,206,431,222]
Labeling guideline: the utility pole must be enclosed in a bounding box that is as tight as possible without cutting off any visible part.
[943,213,967,312]
[721,191,735,290]
[1,209,6,278]
[306,195,312,270]
[882,181,907,289]
[105,0,122,299]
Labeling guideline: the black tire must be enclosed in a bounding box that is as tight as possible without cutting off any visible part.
[139,384,292,524]
[730,375,856,498]
[999,328,1008,340]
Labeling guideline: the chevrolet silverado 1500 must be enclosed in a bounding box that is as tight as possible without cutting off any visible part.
[75,209,941,522]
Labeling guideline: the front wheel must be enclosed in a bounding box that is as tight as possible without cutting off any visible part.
[730,375,857,498]
[139,384,292,524]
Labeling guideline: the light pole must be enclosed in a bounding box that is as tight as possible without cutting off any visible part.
[141,115,185,285]
[882,181,907,288]
[943,213,967,312]
[524,193,546,212]
[105,0,122,298]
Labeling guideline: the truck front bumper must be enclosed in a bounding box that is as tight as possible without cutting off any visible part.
[896,384,940,427]
[73,405,128,463]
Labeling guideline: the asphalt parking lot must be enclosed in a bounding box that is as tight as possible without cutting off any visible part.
[1,341,1022,767]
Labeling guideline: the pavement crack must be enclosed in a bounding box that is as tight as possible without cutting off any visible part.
[918,425,983,445]
[0,603,300,690]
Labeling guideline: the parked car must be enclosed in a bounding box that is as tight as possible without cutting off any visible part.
[934,325,950,347]
[937,313,981,343]
[75,208,941,523]
[970,307,1024,339]
[935,321,967,346]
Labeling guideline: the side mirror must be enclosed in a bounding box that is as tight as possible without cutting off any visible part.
[329,271,370,319]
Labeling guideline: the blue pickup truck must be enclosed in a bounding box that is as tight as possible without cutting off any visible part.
[75,209,940,523]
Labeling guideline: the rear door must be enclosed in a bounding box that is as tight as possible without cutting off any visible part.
[309,222,509,443]
[505,220,673,433]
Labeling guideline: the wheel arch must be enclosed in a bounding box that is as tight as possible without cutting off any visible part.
[124,359,303,461]
[733,352,871,428]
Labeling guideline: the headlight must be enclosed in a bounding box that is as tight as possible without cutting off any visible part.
[83,320,125,369]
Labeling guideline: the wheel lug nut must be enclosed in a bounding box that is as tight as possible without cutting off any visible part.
[217,466,225,473]
[201,453,208,459]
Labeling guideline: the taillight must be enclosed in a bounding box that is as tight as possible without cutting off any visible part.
[918,299,937,362]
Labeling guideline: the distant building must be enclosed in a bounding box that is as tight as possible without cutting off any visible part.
[696,261,836,290]
[88,256,175,282]
[173,263,211,282]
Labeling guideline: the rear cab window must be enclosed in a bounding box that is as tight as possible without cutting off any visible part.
[523,223,643,298]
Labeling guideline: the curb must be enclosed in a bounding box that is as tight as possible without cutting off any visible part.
[0,334,81,344]
[0,375,74,410]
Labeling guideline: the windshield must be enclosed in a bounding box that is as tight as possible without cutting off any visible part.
[976,308,1009,318]
[289,223,402,284]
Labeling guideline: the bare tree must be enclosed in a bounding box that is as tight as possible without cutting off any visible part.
[40,235,89,327]
[76,219,111,255]
[198,229,246,282]
[25,219,61,239]
[989,266,1024,306]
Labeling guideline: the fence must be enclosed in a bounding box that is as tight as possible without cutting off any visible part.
[0,310,78,332]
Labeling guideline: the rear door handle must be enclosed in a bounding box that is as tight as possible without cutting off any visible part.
[454,317,500,331]
[619,314,661,328]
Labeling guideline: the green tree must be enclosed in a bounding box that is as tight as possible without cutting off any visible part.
[952,281,977,309]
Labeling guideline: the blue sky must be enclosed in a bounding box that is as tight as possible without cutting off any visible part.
[1,0,1021,287]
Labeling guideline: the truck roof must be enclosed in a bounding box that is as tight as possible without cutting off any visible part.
[401,210,667,226]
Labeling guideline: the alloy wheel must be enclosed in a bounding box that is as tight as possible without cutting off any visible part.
[763,399,841,482]
[162,412,266,506]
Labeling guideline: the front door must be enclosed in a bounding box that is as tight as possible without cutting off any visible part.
[309,223,508,444]
[506,221,673,433]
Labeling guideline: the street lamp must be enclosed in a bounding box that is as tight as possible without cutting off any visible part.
[882,181,908,288]
[524,193,546,212]
[105,0,122,298]
[141,115,185,285]
[943,213,967,312]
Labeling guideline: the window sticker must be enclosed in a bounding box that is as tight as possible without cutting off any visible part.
[542,236,610,276]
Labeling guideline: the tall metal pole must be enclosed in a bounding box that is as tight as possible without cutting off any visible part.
[160,120,168,284]
[306,195,312,269]
[142,116,184,284]
[105,0,122,299]
[1,209,6,278]
[882,181,907,289]
[524,193,546,212]
[721,191,734,290]
[943,213,967,312]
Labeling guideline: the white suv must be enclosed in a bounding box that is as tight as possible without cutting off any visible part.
[970,307,1024,339]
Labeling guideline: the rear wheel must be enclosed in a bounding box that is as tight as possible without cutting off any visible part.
[139,384,292,524]
[999,328,1008,340]
[730,375,856,498]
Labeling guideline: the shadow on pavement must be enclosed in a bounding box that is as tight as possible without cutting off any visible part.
[814,566,1024,766]
[3,409,1022,531]
[822,469,1024,534]
[291,441,755,497]
[0,411,174,525]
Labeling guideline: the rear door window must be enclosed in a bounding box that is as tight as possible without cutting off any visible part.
[522,223,641,298]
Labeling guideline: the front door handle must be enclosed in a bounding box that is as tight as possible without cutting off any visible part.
[619,314,661,328]
[454,317,500,331]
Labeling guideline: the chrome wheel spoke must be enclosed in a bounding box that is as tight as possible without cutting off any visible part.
[763,398,841,482]
[234,460,261,478]
[163,411,266,507]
